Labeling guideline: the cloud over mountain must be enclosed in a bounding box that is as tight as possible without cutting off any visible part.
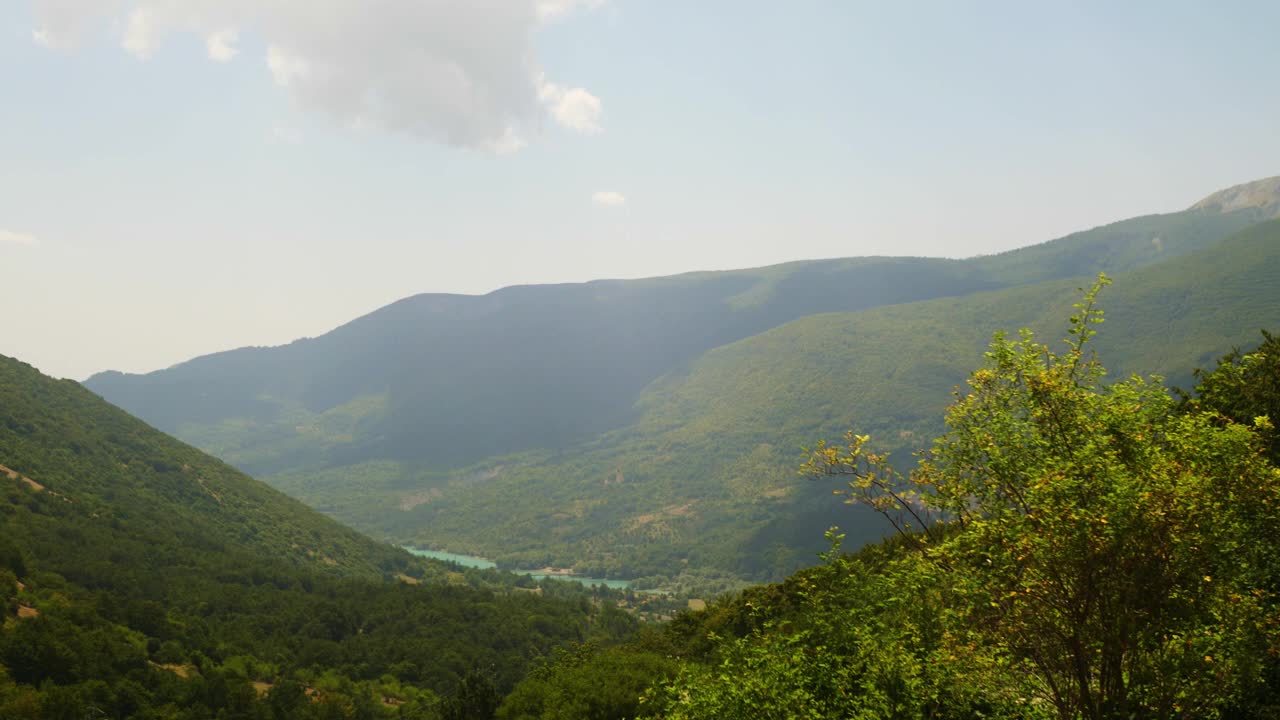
[31,0,606,151]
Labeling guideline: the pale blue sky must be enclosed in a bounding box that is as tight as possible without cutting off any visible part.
[2,1,1278,379]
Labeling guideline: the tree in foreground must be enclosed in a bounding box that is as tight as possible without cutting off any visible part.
[803,276,1280,719]
[1181,328,1280,463]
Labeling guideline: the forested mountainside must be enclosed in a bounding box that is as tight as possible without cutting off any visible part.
[0,356,636,718]
[8,300,1278,719]
[492,322,1280,720]
[84,177,1280,591]
[1,355,408,578]
[86,192,1276,475]
[326,217,1280,589]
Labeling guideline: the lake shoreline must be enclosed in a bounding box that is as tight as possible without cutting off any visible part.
[403,546,633,589]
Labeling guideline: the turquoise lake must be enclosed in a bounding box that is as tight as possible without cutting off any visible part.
[404,547,632,589]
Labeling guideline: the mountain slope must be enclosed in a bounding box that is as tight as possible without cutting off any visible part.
[346,218,1280,585]
[1190,174,1280,218]
[0,354,635,718]
[80,176,1280,589]
[0,354,413,578]
[86,202,1265,478]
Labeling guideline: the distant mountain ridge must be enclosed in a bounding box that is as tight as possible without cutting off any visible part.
[87,257,1004,471]
[300,217,1280,585]
[1190,175,1280,218]
[83,176,1280,587]
[86,196,1268,472]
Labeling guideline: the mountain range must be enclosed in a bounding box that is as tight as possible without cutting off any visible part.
[84,176,1280,589]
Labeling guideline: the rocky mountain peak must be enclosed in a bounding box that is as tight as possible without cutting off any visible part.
[1190,175,1280,218]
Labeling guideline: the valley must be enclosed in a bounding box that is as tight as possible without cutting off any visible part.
[10,5,1280,716]
[83,177,1280,591]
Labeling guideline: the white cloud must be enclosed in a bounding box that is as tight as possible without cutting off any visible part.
[121,6,159,58]
[0,230,39,246]
[540,80,603,134]
[31,0,608,151]
[206,29,239,62]
[592,191,626,207]
[266,45,309,86]
[536,0,605,22]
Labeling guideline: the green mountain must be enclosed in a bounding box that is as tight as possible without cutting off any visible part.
[493,321,1280,720]
[85,196,1270,476]
[0,355,635,718]
[341,217,1280,587]
[83,177,1280,590]
[2,354,427,579]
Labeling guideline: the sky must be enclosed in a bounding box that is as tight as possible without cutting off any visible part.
[2,1,1279,380]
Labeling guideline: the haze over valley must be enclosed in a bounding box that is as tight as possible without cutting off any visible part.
[83,177,1280,589]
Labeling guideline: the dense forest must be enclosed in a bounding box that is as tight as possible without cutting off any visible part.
[491,288,1280,719]
[6,283,1278,718]
[0,355,637,718]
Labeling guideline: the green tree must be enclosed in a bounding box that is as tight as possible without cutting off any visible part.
[807,277,1280,719]
[497,644,677,720]
[1182,329,1280,462]
[443,668,499,720]
[267,679,309,720]
[0,534,25,576]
